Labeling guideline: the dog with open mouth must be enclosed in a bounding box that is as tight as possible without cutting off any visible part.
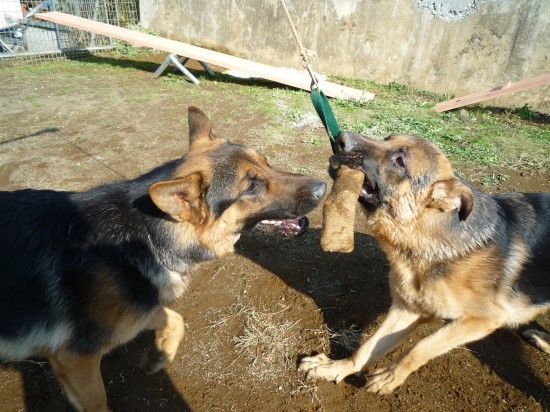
[299,131,549,394]
[0,106,326,411]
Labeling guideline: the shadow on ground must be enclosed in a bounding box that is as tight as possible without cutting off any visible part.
[237,228,550,407]
[2,332,190,411]
[469,326,550,408]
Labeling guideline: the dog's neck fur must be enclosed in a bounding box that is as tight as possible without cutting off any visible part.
[76,171,217,305]
[128,159,216,271]
[369,189,499,273]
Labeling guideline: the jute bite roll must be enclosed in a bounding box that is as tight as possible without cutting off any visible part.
[320,165,364,253]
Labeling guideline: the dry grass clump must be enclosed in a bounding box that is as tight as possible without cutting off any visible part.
[197,303,366,405]
[203,303,326,403]
[328,324,363,354]
[212,304,300,382]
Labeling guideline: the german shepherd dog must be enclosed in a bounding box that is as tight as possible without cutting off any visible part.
[0,106,326,411]
[299,132,549,394]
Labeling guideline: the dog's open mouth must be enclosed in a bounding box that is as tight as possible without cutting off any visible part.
[254,216,309,237]
[329,153,378,201]
[360,173,378,199]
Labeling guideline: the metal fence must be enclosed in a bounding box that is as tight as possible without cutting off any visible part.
[0,0,138,63]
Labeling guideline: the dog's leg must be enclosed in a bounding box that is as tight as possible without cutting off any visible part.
[48,350,109,412]
[140,306,185,374]
[299,305,423,383]
[367,315,504,394]
[522,329,550,354]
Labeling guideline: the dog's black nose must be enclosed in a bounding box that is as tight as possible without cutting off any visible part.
[311,181,327,200]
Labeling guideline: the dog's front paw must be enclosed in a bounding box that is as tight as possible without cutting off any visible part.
[522,329,550,354]
[366,363,407,395]
[139,347,167,374]
[298,353,354,383]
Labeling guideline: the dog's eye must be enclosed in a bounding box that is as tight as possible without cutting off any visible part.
[245,179,266,195]
[391,152,407,171]
[245,181,257,193]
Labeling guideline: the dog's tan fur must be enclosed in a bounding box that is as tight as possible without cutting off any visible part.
[300,133,549,394]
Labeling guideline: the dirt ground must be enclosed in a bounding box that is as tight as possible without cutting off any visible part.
[0,54,548,412]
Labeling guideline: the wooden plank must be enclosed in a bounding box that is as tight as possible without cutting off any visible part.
[434,73,550,112]
[36,12,374,101]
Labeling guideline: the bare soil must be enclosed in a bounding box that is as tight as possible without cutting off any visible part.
[0,54,548,412]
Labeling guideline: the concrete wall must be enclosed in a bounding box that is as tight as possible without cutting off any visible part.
[140,0,549,112]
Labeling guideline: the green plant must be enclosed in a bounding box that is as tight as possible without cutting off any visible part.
[293,166,312,174]
[302,136,325,146]
[513,104,539,121]
[112,24,159,55]
[479,173,510,187]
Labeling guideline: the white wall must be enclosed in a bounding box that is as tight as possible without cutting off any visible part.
[140,0,550,112]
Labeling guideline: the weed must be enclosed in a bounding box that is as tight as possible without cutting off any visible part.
[513,104,539,121]
[231,304,300,381]
[204,303,321,399]
[507,154,546,173]
[161,73,184,83]
[293,166,312,174]
[302,136,325,146]
[112,23,159,55]
[329,324,362,354]
[333,98,368,109]
[479,173,510,187]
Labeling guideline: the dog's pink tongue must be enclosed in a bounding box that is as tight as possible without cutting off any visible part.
[255,216,309,237]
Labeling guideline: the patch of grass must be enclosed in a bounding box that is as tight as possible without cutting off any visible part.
[333,97,369,109]
[302,136,325,146]
[111,23,159,55]
[478,173,510,188]
[512,104,541,122]
[293,166,313,174]
[507,154,546,173]
[161,73,186,84]
[320,78,550,172]
[245,72,548,176]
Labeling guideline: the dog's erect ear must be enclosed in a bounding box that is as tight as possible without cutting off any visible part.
[426,178,474,221]
[149,173,208,224]
[187,106,224,150]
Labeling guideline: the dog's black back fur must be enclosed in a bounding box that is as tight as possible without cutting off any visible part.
[0,159,215,354]
[491,192,550,305]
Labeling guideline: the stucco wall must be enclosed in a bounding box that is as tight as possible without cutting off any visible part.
[140,0,549,112]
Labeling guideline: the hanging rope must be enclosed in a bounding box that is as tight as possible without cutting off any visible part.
[280,0,317,80]
[280,0,341,153]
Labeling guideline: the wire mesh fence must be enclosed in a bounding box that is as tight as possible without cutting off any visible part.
[0,0,138,63]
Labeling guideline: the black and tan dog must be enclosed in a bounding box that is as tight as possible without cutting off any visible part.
[0,106,326,411]
[299,132,549,394]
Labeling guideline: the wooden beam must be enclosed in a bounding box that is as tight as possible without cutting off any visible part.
[36,12,374,101]
[434,73,550,112]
